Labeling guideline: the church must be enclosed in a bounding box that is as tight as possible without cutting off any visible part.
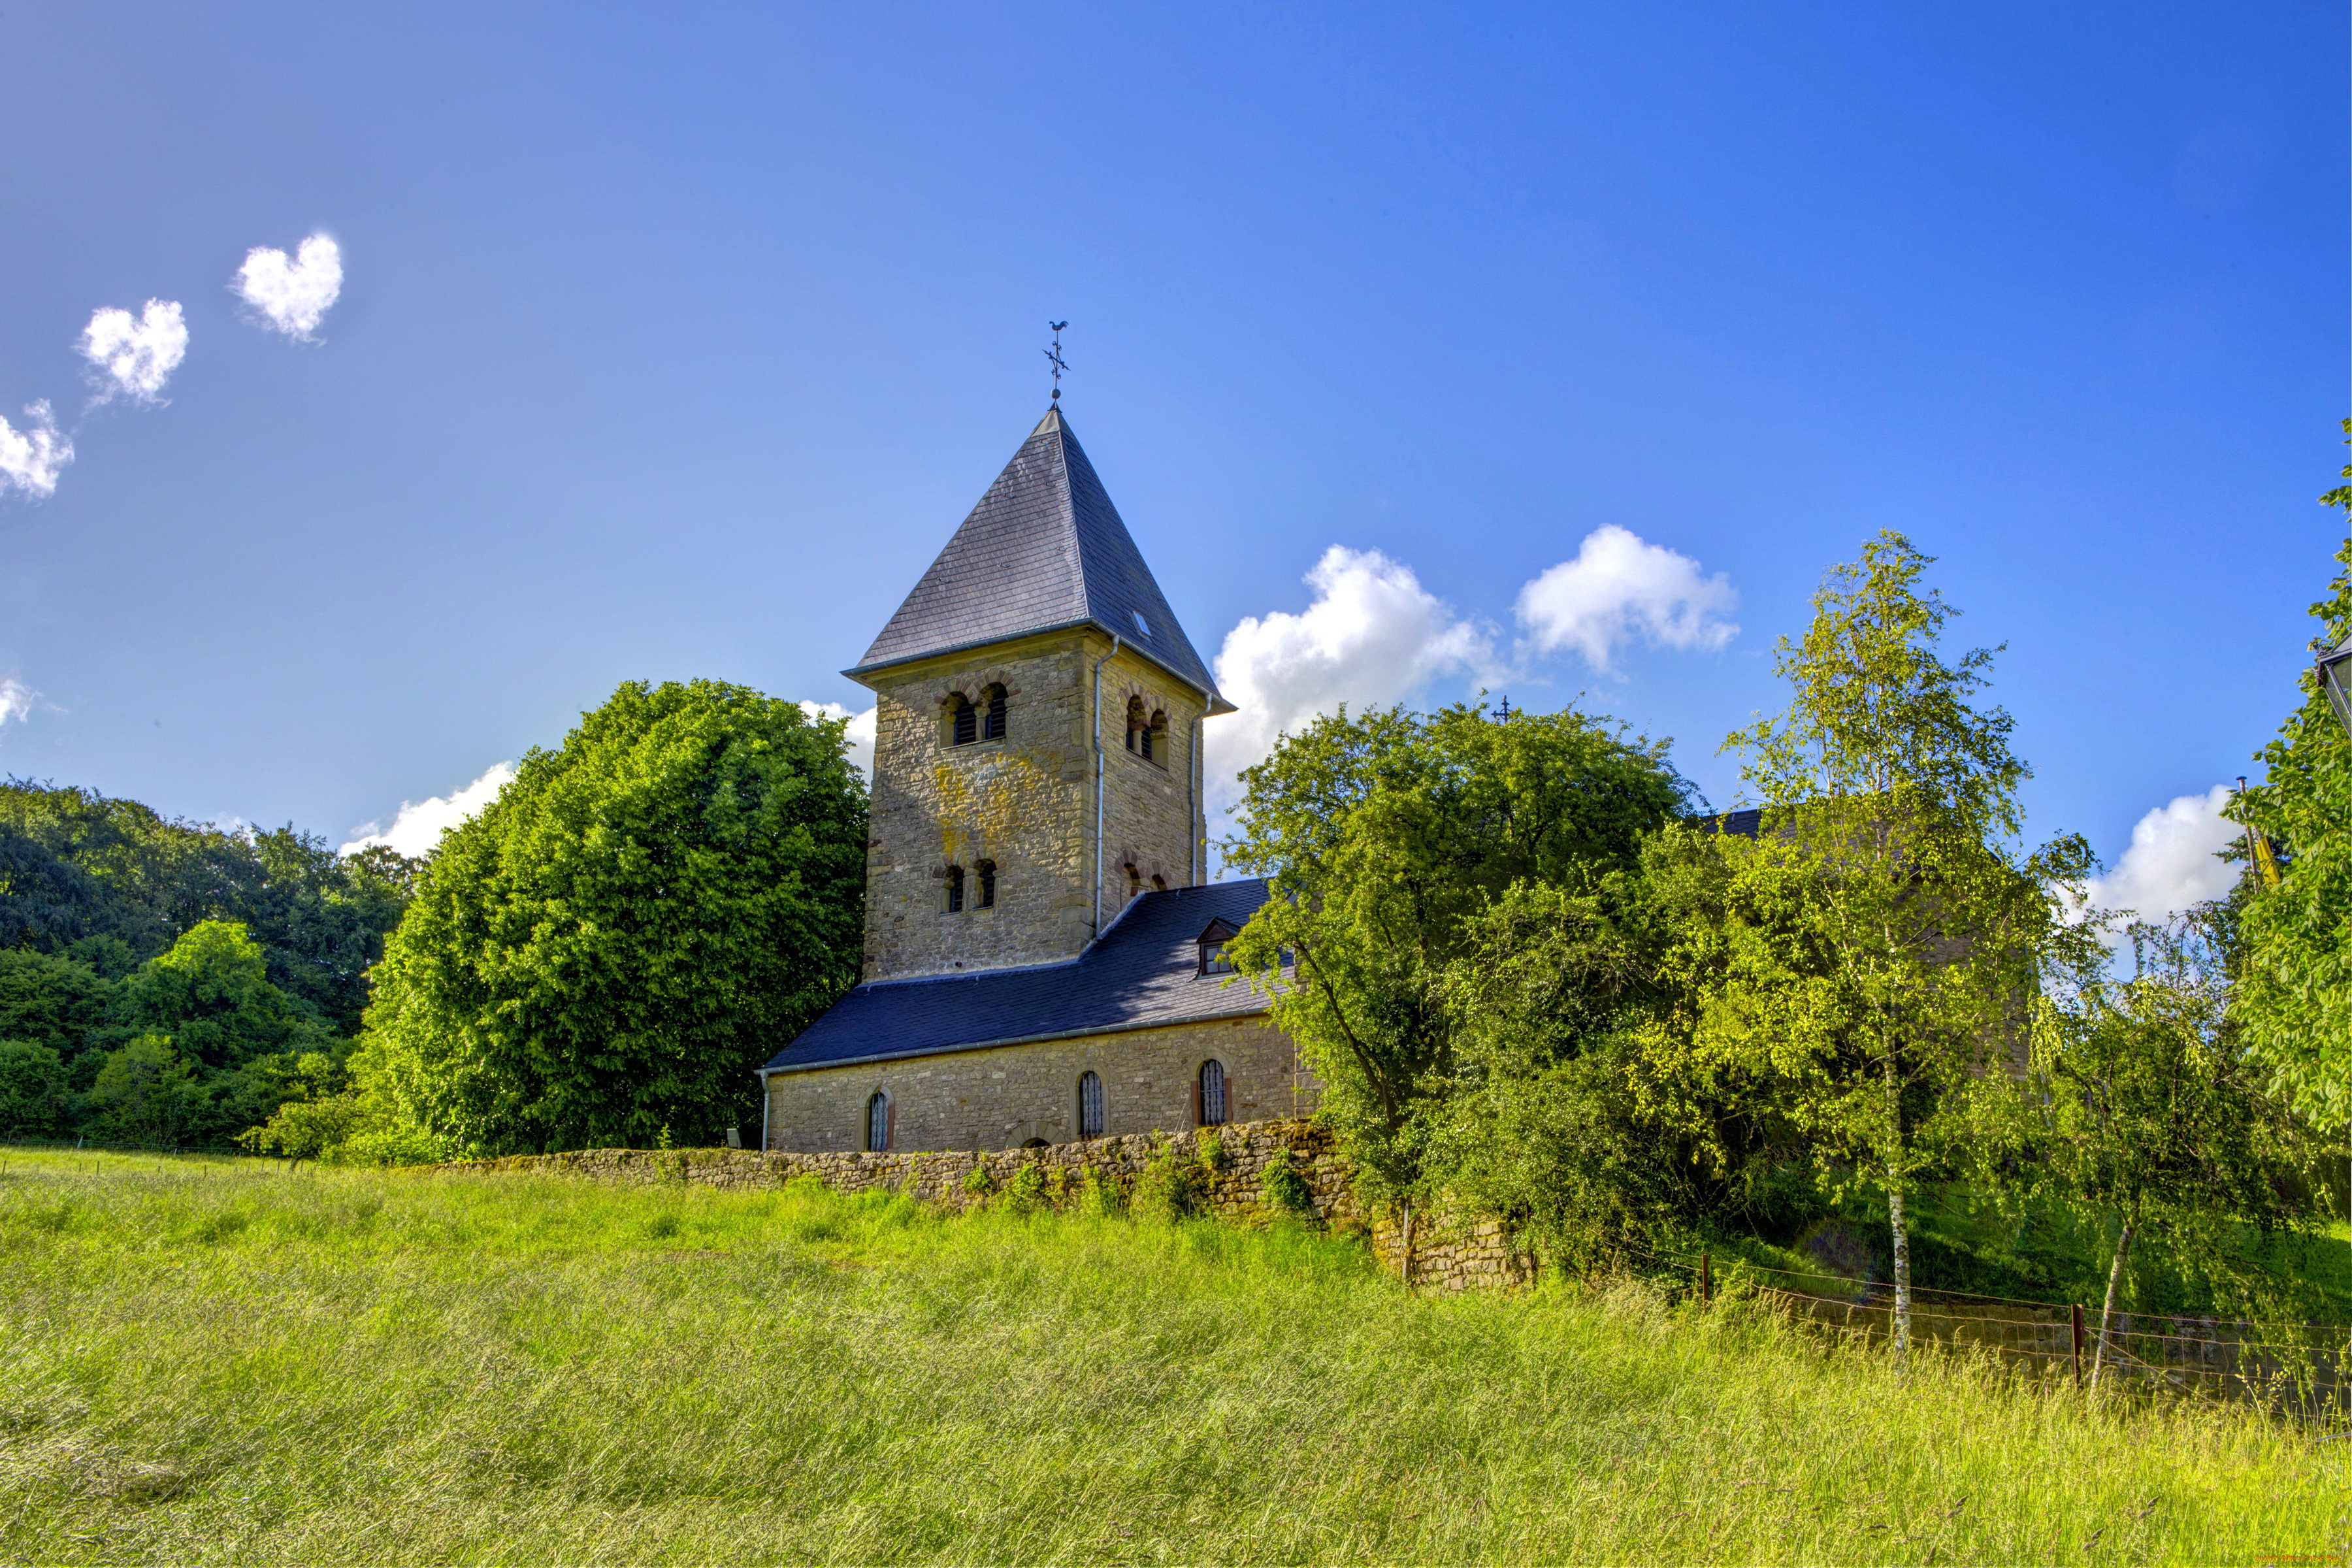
[757,406,1318,1153]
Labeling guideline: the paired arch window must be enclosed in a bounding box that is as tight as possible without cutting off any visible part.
[1077,1070,1104,1139]
[945,862,997,913]
[1196,1060,1228,1128]
[1124,862,1143,902]
[1124,698,1168,762]
[949,685,1008,747]
[866,1091,892,1152]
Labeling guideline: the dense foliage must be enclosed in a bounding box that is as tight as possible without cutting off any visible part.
[347,679,867,1156]
[2227,429,2352,1127]
[0,780,414,1145]
[1225,532,2333,1328]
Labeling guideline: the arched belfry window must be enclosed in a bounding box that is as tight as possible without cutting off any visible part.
[1124,696,1147,755]
[976,860,997,909]
[945,864,965,914]
[866,1090,892,1152]
[1147,710,1168,763]
[1078,1071,1104,1139]
[950,694,977,746]
[981,683,1007,741]
[1196,1060,1228,1128]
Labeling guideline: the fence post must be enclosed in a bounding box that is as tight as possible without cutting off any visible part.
[2070,1302,2085,1391]
[1701,1250,1713,1305]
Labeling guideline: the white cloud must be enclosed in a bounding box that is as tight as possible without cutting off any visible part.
[0,402,72,498]
[0,678,37,728]
[1207,546,1497,811]
[2078,785,2241,931]
[78,299,188,405]
[1515,525,1737,672]
[801,700,877,779]
[341,761,517,859]
[234,233,343,340]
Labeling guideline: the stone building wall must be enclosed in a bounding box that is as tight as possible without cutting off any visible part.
[764,1014,1311,1152]
[427,1117,1534,1294]
[857,630,1210,983]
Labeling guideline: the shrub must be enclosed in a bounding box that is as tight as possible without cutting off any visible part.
[1076,1167,1124,1218]
[1197,1129,1230,1173]
[1259,1146,1315,1218]
[1134,1147,1207,1224]
[1002,1161,1051,1217]
[961,1164,997,1202]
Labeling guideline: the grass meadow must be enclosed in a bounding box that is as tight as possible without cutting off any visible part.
[0,1150,2344,1565]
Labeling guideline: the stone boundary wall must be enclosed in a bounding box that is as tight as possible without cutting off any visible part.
[423,1118,1533,1294]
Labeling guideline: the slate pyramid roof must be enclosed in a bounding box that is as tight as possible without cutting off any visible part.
[847,407,1230,708]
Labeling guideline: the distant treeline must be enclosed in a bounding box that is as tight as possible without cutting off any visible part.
[0,779,418,1145]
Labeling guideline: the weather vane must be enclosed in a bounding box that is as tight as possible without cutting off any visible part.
[1045,321,1069,401]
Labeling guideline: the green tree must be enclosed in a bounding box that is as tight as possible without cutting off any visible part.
[1661,533,2091,1360]
[84,1034,199,1145]
[0,949,114,1079]
[0,1039,72,1135]
[1222,700,1690,1223]
[2229,429,2352,1127]
[116,920,337,1070]
[2035,911,2318,1385]
[361,679,867,1155]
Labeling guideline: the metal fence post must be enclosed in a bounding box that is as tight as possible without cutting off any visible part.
[2070,1302,2085,1391]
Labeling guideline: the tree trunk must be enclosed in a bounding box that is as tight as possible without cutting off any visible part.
[2090,1217,2135,1392]
[1399,1200,1416,1290]
[1885,1058,1911,1367]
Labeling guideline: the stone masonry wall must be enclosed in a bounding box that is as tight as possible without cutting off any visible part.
[858,630,1212,983]
[428,1118,1533,1294]
[766,1014,1313,1152]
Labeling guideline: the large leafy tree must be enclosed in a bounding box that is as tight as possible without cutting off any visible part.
[1656,533,2090,1360]
[363,679,867,1155]
[2228,429,2352,1128]
[1222,700,1690,1218]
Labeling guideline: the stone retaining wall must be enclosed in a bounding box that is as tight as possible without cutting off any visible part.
[425,1117,1533,1294]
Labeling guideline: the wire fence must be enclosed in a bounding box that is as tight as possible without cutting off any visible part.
[0,1134,263,1160]
[1629,1242,2352,1422]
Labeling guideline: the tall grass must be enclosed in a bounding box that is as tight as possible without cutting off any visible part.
[0,1151,2342,1565]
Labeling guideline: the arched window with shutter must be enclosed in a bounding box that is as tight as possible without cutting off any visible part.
[866,1090,892,1152]
[949,694,977,746]
[944,864,965,913]
[976,860,997,909]
[1077,1070,1104,1139]
[981,683,1007,741]
[1124,695,1146,753]
[1196,1060,1227,1127]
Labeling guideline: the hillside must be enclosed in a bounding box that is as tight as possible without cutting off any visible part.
[1,1151,2336,1565]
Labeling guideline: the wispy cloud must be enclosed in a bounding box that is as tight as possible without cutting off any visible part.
[78,299,188,406]
[341,761,516,859]
[800,701,877,779]
[234,233,343,340]
[1514,525,1737,672]
[0,404,72,499]
[0,678,37,728]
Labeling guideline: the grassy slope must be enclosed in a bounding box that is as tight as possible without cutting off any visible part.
[0,1152,2342,1566]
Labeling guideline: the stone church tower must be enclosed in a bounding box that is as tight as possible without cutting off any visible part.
[760,406,1311,1154]
[844,406,1235,983]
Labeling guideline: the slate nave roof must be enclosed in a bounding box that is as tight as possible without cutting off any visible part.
[847,406,1228,708]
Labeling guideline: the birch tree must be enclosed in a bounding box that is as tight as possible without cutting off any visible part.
[1676,532,2089,1361]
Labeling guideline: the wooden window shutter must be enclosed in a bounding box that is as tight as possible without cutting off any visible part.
[1191,1080,1203,1126]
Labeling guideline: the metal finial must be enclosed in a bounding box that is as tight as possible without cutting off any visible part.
[1045,321,1069,400]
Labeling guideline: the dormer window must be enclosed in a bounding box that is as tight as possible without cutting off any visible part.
[1197,917,1240,975]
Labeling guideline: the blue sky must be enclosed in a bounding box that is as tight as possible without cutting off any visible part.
[0,4,2342,915]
